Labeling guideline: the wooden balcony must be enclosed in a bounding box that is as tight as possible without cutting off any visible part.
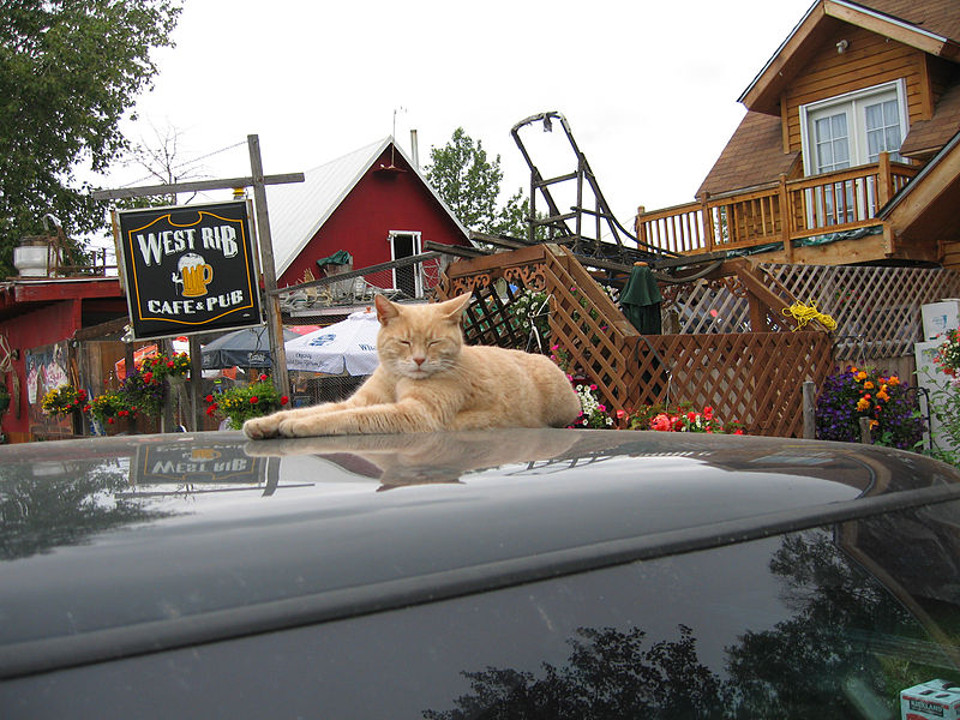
[636,153,919,264]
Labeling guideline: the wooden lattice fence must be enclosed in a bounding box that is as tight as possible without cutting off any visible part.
[624,332,833,438]
[437,244,833,437]
[663,264,960,360]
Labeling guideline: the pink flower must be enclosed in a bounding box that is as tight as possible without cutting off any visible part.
[616,409,626,419]
[650,413,673,432]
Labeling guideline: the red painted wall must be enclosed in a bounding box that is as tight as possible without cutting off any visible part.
[1,299,80,442]
[278,147,468,287]
[0,279,126,442]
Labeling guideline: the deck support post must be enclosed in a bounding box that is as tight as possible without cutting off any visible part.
[778,174,793,263]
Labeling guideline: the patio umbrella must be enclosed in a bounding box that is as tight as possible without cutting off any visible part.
[284,309,380,376]
[620,263,663,335]
[202,326,297,369]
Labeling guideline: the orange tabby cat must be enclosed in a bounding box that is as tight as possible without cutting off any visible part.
[243,293,581,439]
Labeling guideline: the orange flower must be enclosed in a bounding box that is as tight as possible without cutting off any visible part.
[856,397,871,412]
[887,375,900,386]
[863,381,875,390]
[856,371,868,381]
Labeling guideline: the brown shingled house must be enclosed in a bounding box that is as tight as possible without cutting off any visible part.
[636,0,960,272]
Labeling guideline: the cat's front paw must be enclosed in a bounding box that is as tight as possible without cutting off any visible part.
[243,413,284,440]
[277,417,320,438]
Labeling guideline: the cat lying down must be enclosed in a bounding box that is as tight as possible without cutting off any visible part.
[243,292,581,439]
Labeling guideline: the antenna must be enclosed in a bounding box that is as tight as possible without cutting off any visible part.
[391,107,407,164]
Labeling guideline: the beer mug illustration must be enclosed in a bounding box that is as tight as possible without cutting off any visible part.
[174,253,214,298]
[190,448,221,462]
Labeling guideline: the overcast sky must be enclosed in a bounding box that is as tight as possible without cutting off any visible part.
[95,0,814,238]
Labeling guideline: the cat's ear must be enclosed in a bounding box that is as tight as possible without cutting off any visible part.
[374,294,401,325]
[438,293,472,322]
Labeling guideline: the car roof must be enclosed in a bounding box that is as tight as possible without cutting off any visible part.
[2,428,959,680]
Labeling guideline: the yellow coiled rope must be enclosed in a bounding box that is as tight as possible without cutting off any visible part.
[782,301,837,331]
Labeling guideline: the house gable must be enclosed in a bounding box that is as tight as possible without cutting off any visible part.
[274,144,470,288]
[702,0,960,196]
[741,0,960,116]
[264,137,470,288]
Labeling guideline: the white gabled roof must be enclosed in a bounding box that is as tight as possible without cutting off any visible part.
[265,136,471,277]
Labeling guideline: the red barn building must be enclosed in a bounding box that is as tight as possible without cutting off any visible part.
[266,136,473,294]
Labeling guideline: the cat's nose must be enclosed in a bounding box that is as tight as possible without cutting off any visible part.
[413,357,426,366]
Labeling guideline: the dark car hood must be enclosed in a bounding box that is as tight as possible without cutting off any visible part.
[1,429,959,679]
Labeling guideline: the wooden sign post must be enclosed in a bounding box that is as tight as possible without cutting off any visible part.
[93,135,302,427]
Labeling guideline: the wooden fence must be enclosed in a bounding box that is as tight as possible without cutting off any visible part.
[437,244,834,437]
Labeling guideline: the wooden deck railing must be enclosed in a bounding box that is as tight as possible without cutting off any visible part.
[636,153,918,258]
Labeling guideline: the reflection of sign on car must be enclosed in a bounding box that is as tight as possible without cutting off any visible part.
[136,443,265,485]
[116,202,262,340]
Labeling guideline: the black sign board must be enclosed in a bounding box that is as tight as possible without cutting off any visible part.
[116,202,262,339]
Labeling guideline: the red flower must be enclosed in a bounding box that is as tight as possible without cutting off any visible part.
[205,394,214,403]
[167,361,175,368]
[280,395,289,405]
[205,405,217,416]
[107,417,115,424]
[259,374,267,381]
[250,396,259,404]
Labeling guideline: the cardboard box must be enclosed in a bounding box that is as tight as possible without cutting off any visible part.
[921,300,960,340]
[901,679,960,720]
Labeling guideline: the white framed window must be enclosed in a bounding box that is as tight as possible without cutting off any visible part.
[800,80,908,175]
[388,231,423,298]
[798,80,908,226]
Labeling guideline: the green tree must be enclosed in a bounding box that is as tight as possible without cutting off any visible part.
[0,0,182,276]
[425,127,532,239]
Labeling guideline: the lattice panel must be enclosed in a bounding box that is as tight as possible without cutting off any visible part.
[461,284,528,348]
[663,264,960,358]
[662,277,752,334]
[625,332,834,437]
[762,264,960,359]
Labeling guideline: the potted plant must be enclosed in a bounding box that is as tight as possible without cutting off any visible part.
[40,384,87,418]
[205,374,289,430]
